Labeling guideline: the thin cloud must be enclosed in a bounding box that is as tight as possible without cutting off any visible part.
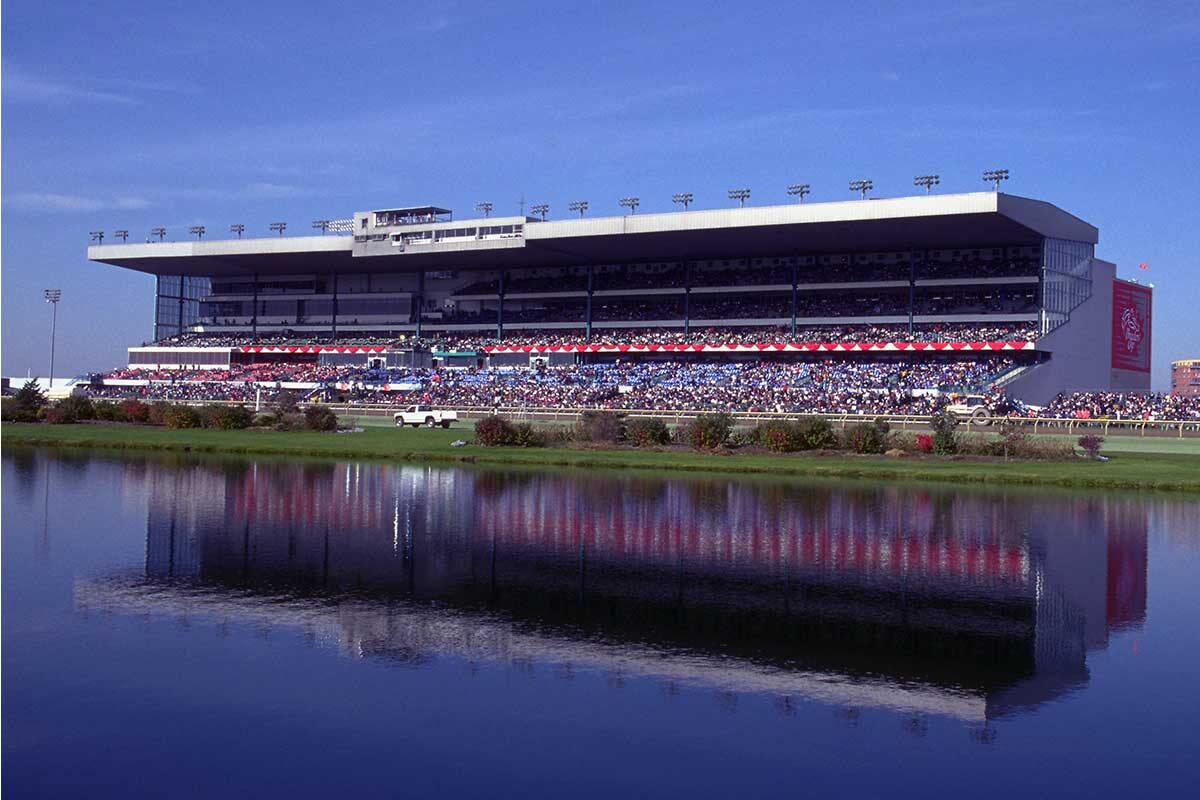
[4,193,150,211]
[3,73,139,105]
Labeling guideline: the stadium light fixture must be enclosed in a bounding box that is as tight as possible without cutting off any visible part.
[44,289,62,391]
[672,192,694,210]
[914,175,940,194]
[188,225,206,240]
[312,219,331,234]
[474,201,494,217]
[151,227,166,241]
[230,224,245,238]
[728,188,751,207]
[568,200,589,218]
[618,196,640,214]
[786,184,811,203]
[530,202,550,221]
[982,168,1010,190]
[114,229,129,242]
[89,230,104,244]
[269,222,287,236]
[849,179,873,199]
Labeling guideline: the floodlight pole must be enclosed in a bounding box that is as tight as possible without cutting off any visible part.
[474,202,493,217]
[151,227,166,242]
[569,200,588,218]
[230,224,245,239]
[114,230,129,242]
[913,175,940,194]
[849,179,873,199]
[786,184,811,203]
[728,188,751,207]
[619,197,640,214]
[982,168,1010,191]
[672,192,693,210]
[44,289,62,391]
[530,203,549,221]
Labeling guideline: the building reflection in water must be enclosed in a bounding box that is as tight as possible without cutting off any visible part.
[76,460,1148,726]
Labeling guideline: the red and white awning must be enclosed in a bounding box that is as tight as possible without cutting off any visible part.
[237,345,389,354]
[483,341,1036,354]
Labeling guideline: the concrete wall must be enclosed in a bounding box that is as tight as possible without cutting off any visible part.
[1007,260,1151,404]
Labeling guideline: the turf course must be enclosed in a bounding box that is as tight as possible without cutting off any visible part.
[5,423,1199,492]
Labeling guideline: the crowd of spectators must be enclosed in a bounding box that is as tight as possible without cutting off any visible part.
[449,256,1040,297]
[145,322,1039,352]
[1042,391,1200,420]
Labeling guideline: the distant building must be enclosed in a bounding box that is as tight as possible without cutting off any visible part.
[1171,359,1200,397]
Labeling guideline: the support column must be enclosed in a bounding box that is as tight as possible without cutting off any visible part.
[683,260,691,337]
[908,253,918,335]
[154,275,162,340]
[415,270,425,339]
[177,276,185,336]
[585,264,594,340]
[251,272,259,342]
[331,273,339,340]
[497,271,506,340]
[790,259,799,337]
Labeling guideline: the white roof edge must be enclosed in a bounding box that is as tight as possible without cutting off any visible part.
[525,192,1002,240]
[89,234,354,260]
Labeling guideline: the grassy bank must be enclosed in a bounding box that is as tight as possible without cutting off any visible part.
[5,423,1200,492]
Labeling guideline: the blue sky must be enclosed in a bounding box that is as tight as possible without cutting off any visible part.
[3,0,1197,389]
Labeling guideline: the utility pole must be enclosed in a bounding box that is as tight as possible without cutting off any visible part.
[44,289,62,391]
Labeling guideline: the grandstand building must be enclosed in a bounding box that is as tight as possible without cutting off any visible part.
[88,191,1151,404]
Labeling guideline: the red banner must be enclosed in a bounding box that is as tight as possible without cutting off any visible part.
[1111,281,1152,372]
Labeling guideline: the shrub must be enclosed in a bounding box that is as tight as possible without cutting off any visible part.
[509,422,545,448]
[93,401,125,422]
[1,397,19,422]
[273,412,308,431]
[120,399,151,424]
[843,421,888,454]
[45,408,69,425]
[207,405,255,430]
[473,415,545,447]
[915,433,934,453]
[147,402,171,426]
[161,405,202,429]
[55,395,96,422]
[1078,435,1105,459]
[474,415,515,446]
[627,417,671,447]
[796,416,838,450]
[687,413,733,449]
[274,390,299,415]
[253,412,278,428]
[996,423,1030,461]
[930,411,959,455]
[753,420,802,452]
[304,406,338,432]
[574,410,625,444]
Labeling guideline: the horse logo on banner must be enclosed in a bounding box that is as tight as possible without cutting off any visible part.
[1120,306,1143,354]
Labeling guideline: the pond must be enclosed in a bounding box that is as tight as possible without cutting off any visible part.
[3,448,1199,798]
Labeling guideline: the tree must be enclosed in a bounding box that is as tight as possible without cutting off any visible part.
[14,379,47,413]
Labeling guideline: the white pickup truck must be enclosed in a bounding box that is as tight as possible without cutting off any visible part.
[394,404,458,428]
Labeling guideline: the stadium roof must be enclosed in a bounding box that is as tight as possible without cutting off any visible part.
[88,192,1099,277]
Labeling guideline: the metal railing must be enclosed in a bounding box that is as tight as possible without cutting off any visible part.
[321,404,1200,438]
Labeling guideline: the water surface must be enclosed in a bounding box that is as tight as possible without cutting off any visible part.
[4,449,1199,798]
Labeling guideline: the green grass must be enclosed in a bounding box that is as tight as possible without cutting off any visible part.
[5,422,1199,492]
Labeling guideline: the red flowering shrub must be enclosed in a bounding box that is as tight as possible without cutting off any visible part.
[916,434,934,453]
